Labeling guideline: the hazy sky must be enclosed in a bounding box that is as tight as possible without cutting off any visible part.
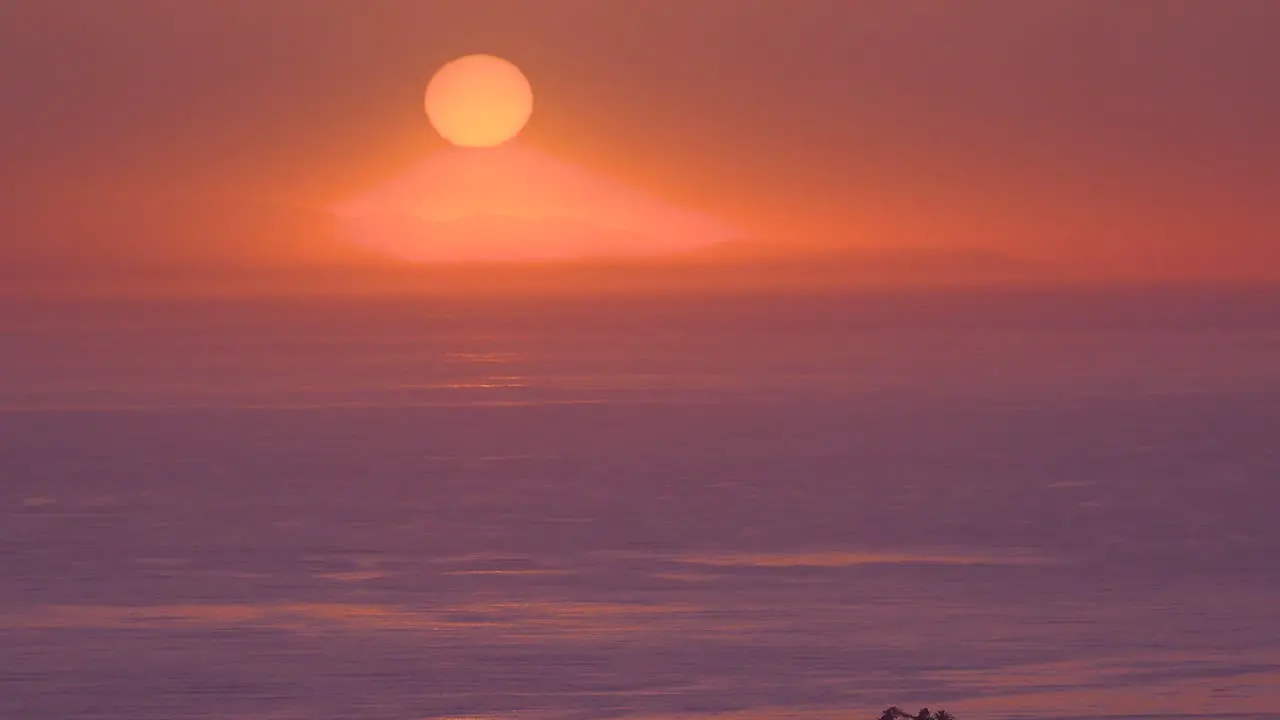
[3,0,1278,284]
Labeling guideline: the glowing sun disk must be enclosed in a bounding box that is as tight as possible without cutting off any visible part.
[425,54,533,148]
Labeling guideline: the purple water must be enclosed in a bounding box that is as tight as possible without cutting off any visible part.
[2,291,1278,720]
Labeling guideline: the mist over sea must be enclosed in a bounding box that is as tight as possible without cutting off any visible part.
[2,290,1278,720]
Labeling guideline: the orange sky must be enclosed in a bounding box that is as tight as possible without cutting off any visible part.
[2,1,1279,291]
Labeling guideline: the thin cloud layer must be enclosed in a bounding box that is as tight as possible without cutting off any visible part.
[333,144,747,263]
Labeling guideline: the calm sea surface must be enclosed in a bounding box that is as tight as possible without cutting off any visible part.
[2,291,1278,720]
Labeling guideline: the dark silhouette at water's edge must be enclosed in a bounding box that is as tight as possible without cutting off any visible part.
[879,707,956,720]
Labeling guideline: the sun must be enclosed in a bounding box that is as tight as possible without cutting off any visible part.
[425,54,534,148]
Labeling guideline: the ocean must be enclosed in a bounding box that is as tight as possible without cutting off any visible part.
[2,290,1278,720]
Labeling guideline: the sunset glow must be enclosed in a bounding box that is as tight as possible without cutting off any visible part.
[4,5,1280,718]
[334,144,744,263]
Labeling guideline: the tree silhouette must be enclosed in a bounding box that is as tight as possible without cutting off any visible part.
[877,707,956,720]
